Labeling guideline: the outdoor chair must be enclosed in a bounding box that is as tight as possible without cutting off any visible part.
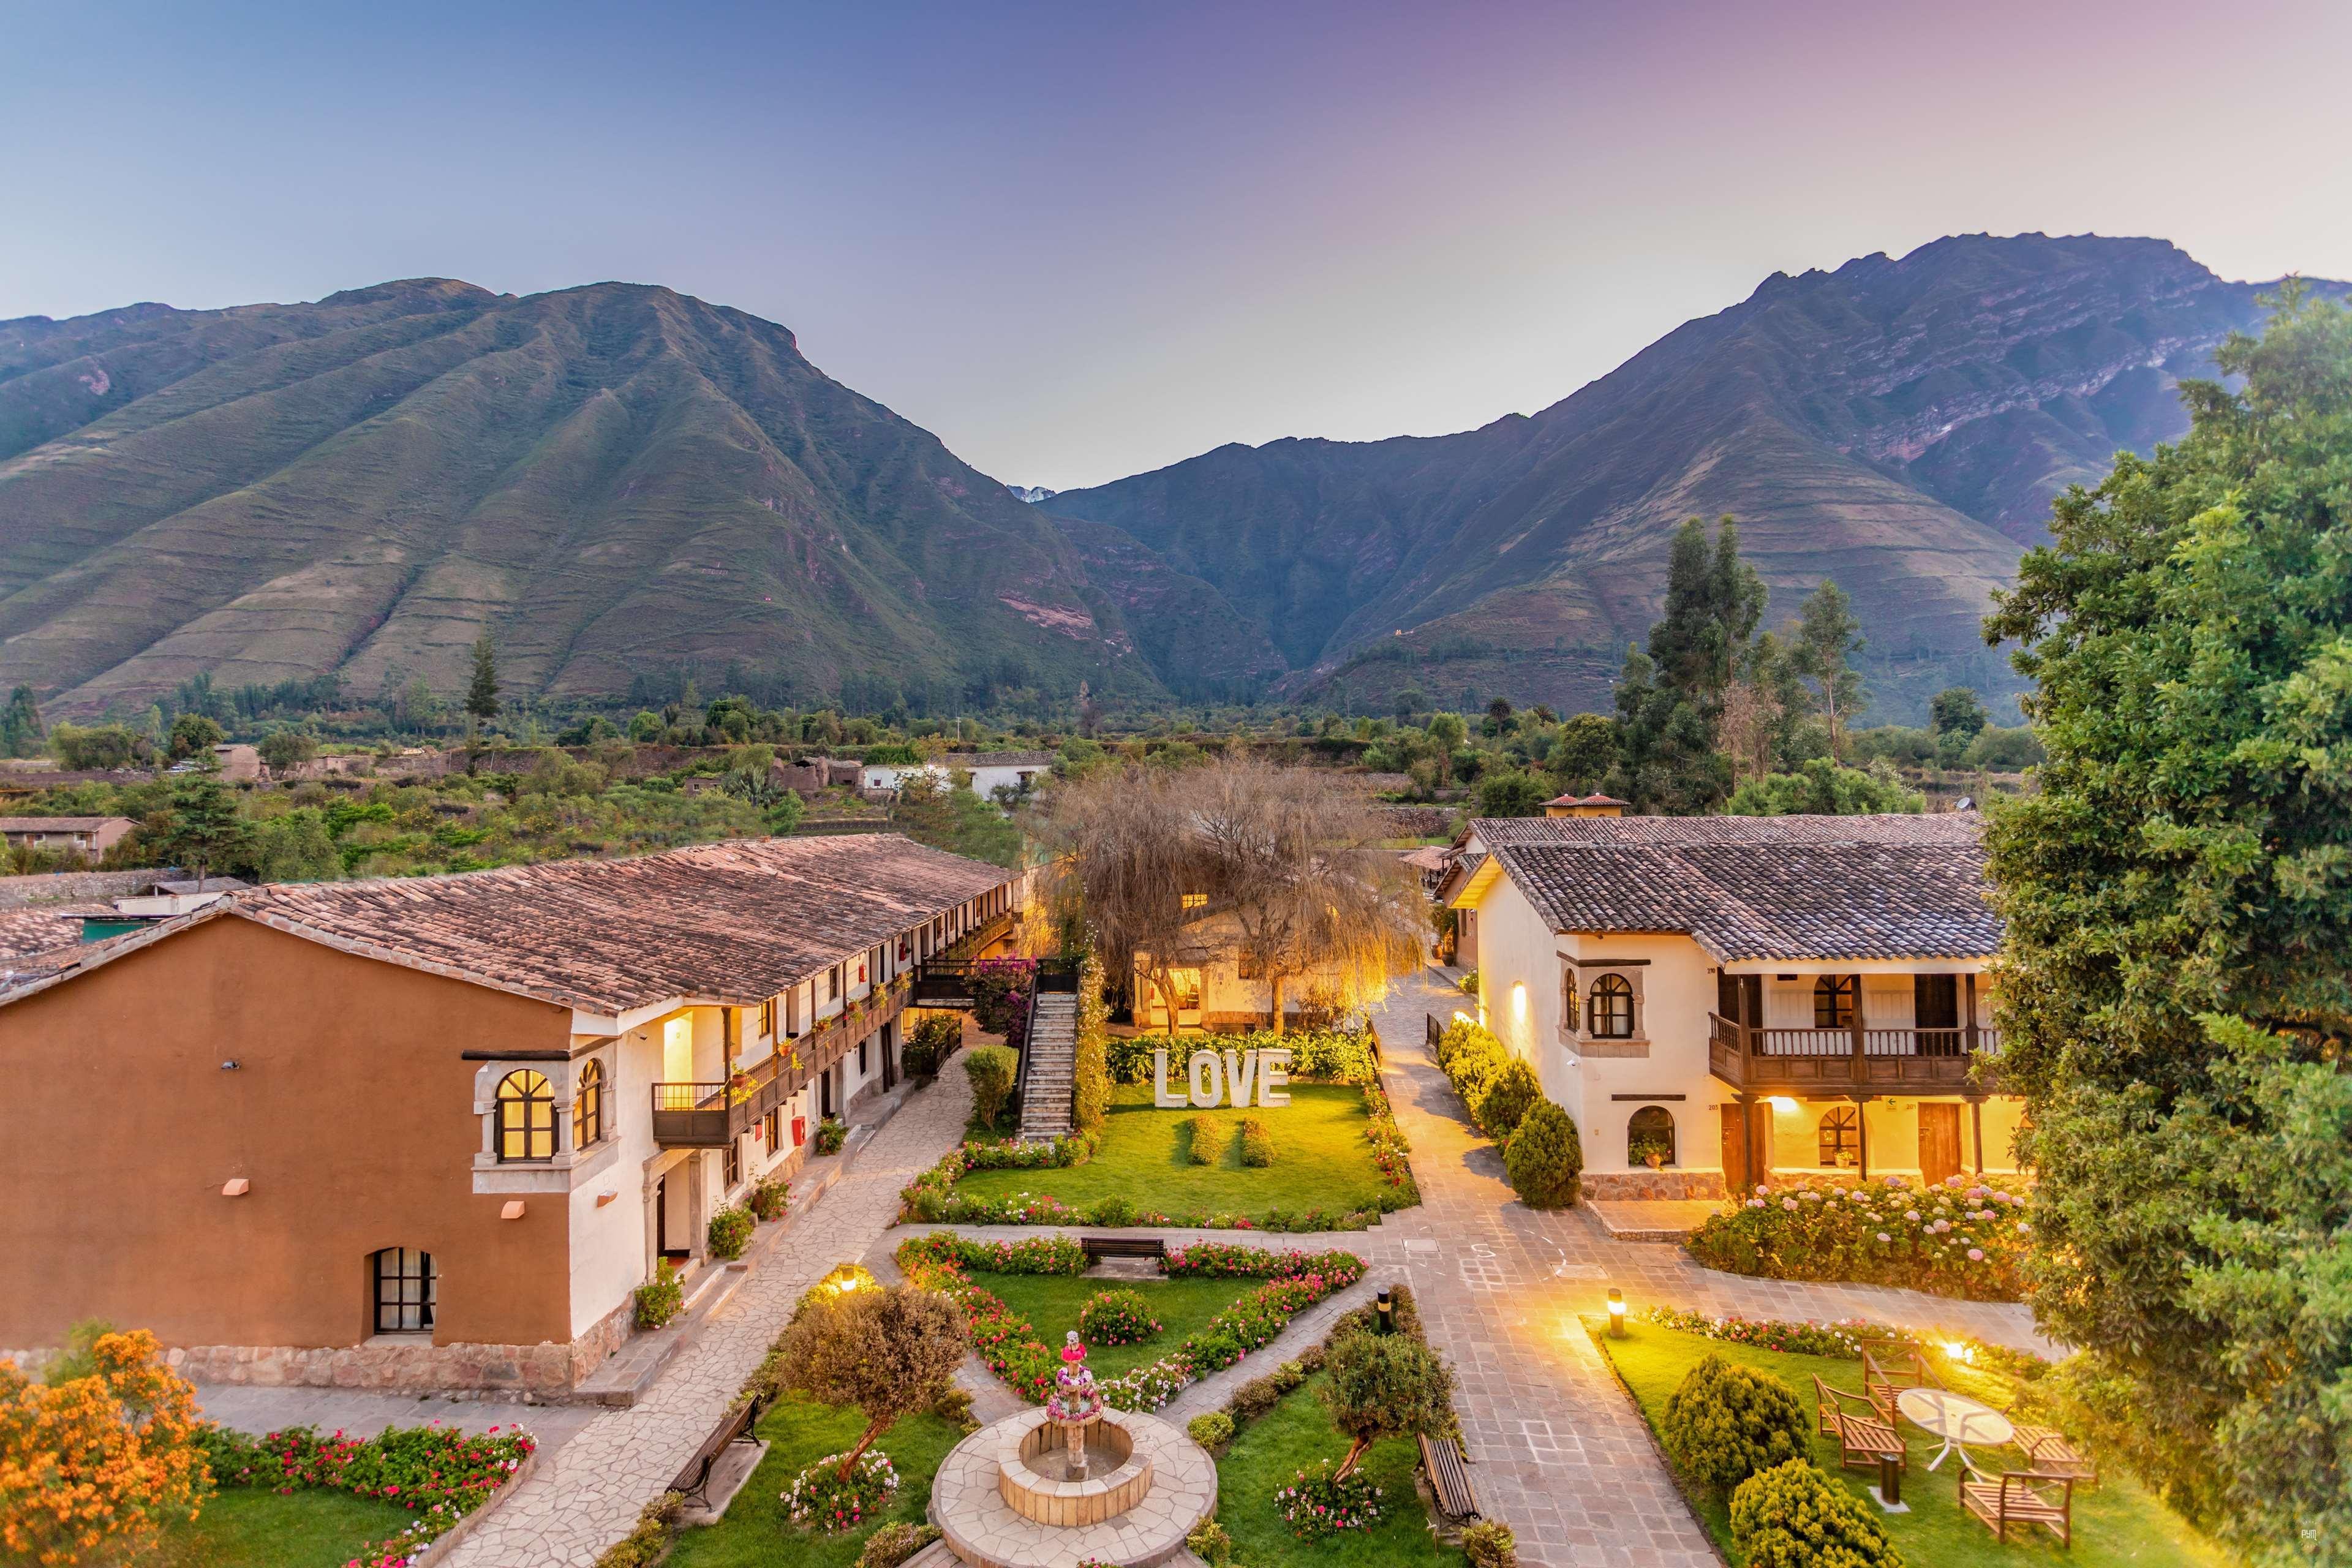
[1959,1459,2073,1547]
[1860,1339,1947,1425]
[2007,1414,2098,1487]
[1814,1374,1907,1477]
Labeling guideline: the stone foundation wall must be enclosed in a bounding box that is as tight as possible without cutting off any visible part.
[1580,1169,1727,1200]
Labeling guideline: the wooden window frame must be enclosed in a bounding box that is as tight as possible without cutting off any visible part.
[1589,973,1635,1038]
[371,1247,435,1334]
[1814,976,1856,1030]
[496,1069,556,1163]
[571,1058,605,1150]
[1818,1105,1861,1167]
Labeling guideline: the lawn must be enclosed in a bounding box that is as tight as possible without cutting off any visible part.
[1597,1321,2231,1568]
[979,1272,1270,1379]
[666,1396,968,1568]
[1215,1371,1466,1568]
[149,1487,415,1567]
[954,1082,1392,1222]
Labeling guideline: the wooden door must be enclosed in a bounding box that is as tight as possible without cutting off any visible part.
[1918,1104,1962,1186]
[1720,1103,1751,1191]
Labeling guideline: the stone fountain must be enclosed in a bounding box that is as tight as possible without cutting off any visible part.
[930,1332,1216,1568]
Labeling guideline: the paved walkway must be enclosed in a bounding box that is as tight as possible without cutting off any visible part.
[442,1065,976,1568]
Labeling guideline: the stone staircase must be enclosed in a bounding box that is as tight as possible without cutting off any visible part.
[1016,991,1079,1142]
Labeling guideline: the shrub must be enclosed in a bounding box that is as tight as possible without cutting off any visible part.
[1186,1411,1235,1454]
[1237,1116,1275,1167]
[1089,1194,1136,1227]
[779,1284,969,1479]
[1463,1520,1518,1568]
[902,1011,962,1078]
[706,1204,755,1261]
[1504,1099,1582,1208]
[1472,1059,1542,1141]
[1270,1359,1306,1394]
[1183,1112,1219,1165]
[926,1382,976,1431]
[1072,951,1112,1132]
[748,1175,790,1221]
[1228,1374,1284,1419]
[1185,1517,1235,1564]
[0,1329,208,1568]
[1106,1035,1158,1083]
[634,1260,684,1329]
[859,1521,942,1568]
[1730,1460,1904,1568]
[1660,1353,1811,1496]
[965,1044,1019,1129]
[1322,1330,1456,1476]
[1684,1174,2031,1302]
[780,1449,899,1531]
[1275,1459,1387,1537]
[592,1493,683,1568]
[1078,1288,1162,1347]
[813,1116,848,1155]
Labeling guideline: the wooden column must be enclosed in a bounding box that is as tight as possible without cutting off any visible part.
[1971,1097,1986,1175]
[1850,972,1868,1086]
[1964,973,1980,1055]
[1855,1094,1871,1182]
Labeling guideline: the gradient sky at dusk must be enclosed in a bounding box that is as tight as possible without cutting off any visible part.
[6,0,2348,489]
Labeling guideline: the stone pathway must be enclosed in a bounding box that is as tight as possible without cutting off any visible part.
[442,1065,976,1568]
[190,1384,603,1457]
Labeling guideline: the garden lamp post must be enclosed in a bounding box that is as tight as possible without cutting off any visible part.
[1376,1287,1393,1334]
[1606,1287,1626,1337]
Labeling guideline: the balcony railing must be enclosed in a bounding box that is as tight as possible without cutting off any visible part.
[650,977,913,1147]
[1707,1013,2002,1094]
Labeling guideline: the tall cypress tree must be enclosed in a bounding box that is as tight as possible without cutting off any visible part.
[1984,287,2352,1562]
[465,635,502,727]
[1608,515,1765,813]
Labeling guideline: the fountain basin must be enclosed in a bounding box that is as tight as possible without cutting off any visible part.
[998,1412,1148,1525]
[932,1408,1217,1568]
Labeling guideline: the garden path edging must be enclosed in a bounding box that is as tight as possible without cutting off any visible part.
[411,1446,540,1568]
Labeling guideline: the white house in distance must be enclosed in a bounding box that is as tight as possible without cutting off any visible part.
[1445,812,2019,1200]
[862,751,1057,801]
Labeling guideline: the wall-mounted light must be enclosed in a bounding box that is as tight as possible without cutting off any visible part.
[1767,1096,1799,1113]
[1510,982,1527,1021]
[1606,1287,1627,1337]
[595,1189,618,1207]
[221,1178,249,1197]
[500,1200,526,1221]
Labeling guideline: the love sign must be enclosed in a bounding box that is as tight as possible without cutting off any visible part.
[1153,1046,1291,1109]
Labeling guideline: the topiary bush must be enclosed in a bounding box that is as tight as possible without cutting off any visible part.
[1660,1352,1811,1496]
[1462,1520,1518,1568]
[1237,1115,1275,1167]
[1503,1098,1583,1207]
[1072,952,1112,1132]
[1472,1058,1542,1141]
[1185,1517,1235,1565]
[1077,1287,1162,1346]
[965,1044,1019,1129]
[1730,1459,1904,1568]
[1183,1112,1219,1166]
[1228,1374,1284,1419]
[1186,1411,1235,1455]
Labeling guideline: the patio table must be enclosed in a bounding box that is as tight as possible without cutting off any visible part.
[1896,1387,2015,1472]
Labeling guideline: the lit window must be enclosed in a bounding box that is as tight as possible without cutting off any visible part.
[1590,974,1635,1038]
[1819,1106,1860,1167]
[1627,1105,1676,1167]
[571,1060,605,1149]
[1180,892,1208,911]
[1561,970,1580,1030]
[496,1070,556,1161]
[1814,977,1856,1030]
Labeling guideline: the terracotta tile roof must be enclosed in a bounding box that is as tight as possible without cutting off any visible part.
[231,834,1017,1014]
[1544,792,1628,807]
[0,816,134,832]
[0,905,105,962]
[1471,812,1997,961]
[937,751,1057,768]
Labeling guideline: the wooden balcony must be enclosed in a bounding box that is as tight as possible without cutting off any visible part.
[651,978,912,1147]
[1706,1012,2002,1095]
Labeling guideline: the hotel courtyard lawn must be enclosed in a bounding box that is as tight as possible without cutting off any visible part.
[953,1082,1394,1224]
[1597,1321,2230,1568]
[666,1396,968,1568]
[1215,1370,1466,1568]
[151,1487,415,1567]
[978,1272,1281,1380]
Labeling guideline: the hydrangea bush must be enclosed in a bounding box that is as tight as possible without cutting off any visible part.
[1685,1174,2032,1300]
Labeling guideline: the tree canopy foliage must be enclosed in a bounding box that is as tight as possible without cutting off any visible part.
[1983,285,2352,1565]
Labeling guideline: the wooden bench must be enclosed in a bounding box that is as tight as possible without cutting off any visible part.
[1080,1235,1168,1264]
[669,1392,767,1508]
[2008,1418,2098,1486]
[1959,1461,2073,1546]
[1814,1375,1907,1502]
[1860,1340,1946,1425]
[1417,1432,1481,1523]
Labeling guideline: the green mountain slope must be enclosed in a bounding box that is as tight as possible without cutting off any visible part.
[1046,234,2334,718]
[0,281,1167,715]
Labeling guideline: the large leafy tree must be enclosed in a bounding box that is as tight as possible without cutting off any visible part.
[1984,285,2352,1564]
[1609,516,1764,812]
[1792,579,1865,758]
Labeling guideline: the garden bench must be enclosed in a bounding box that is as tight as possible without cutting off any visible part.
[1417,1432,1481,1522]
[669,1392,767,1508]
[1081,1235,1168,1265]
[1814,1375,1907,1501]
[1959,1460,2073,1546]
[2007,1417,2097,1486]
[1860,1340,1945,1425]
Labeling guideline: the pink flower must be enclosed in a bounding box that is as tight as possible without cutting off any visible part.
[1783,1199,1799,1211]
[1967,1248,1985,1261]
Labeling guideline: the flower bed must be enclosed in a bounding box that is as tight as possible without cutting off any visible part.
[1684,1173,2032,1300]
[1079,1287,1162,1346]
[1274,1459,1387,1538]
[780,1449,899,1532]
[897,1236,1364,1412]
[197,1420,534,1564]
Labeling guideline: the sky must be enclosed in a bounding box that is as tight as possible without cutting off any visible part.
[5,0,2349,491]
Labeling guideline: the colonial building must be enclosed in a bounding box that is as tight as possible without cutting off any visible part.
[0,834,1022,1392]
[1444,812,2018,1199]
[0,815,135,863]
[863,751,1056,802]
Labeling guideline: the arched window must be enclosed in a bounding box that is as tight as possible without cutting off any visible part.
[371,1247,435,1333]
[1590,974,1635,1038]
[1561,970,1580,1031]
[571,1060,605,1150]
[1818,1106,1860,1167]
[1814,976,1856,1030]
[496,1070,556,1162]
[1627,1105,1676,1167]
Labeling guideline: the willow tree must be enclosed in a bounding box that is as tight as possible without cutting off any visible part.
[1036,761,1205,1028]
[1191,755,1427,1033]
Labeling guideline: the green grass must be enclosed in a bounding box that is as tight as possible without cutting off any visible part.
[954,1081,1392,1221]
[976,1273,1267,1379]
[667,1396,968,1567]
[1597,1321,2231,1568]
[150,1487,415,1567]
[1215,1371,1466,1568]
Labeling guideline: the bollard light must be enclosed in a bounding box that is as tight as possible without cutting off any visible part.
[1606,1287,1626,1337]
[1376,1287,1394,1333]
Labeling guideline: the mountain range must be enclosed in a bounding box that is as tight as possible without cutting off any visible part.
[2,235,2331,720]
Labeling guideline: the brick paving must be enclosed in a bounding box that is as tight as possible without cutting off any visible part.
[442,1064,976,1568]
